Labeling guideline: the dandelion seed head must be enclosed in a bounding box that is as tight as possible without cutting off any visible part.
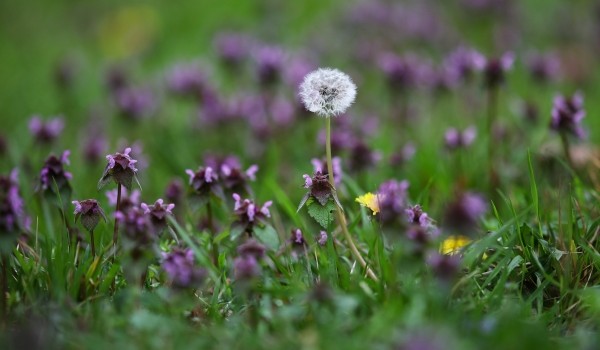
[299,68,357,117]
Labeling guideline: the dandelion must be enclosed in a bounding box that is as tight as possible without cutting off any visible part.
[298,68,377,281]
[355,192,380,215]
[440,235,472,255]
[299,68,356,117]
[72,199,107,256]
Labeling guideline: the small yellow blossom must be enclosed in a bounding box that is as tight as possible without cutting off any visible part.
[440,235,471,255]
[355,192,380,215]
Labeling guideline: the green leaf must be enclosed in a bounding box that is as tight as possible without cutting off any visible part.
[254,224,280,251]
[307,200,336,229]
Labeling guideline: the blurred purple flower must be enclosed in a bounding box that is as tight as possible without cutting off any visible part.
[378,53,426,91]
[115,206,154,246]
[161,248,206,289]
[405,205,430,227]
[0,169,28,235]
[165,178,184,206]
[166,63,209,98]
[550,92,586,139]
[427,252,461,282]
[444,126,477,150]
[348,141,381,172]
[234,255,261,280]
[29,116,64,144]
[311,157,342,186]
[289,228,307,250]
[106,188,141,212]
[377,179,410,225]
[83,135,108,164]
[186,166,219,198]
[443,192,488,234]
[204,155,258,194]
[525,52,560,83]
[254,45,285,86]
[444,47,485,83]
[39,150,72,194]
[483,52,514,88]
[317,231,328,246]
[390,143,416,167]
[214,33,251,66]
[114,87,156,120]
[141,198,175,234]
[237,239,267,260]
[232,193,272,233]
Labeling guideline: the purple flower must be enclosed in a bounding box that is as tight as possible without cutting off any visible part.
[106,188,141,212]
[254,45,285,86]
[39,150,72,194]
[443,47,485,83]
[72,199,107,232]
[550,92,586,139]
[378,53,425,91]
[377,179,410,225]
[482,52,514,88]
[98,147,139,190]
[348,141,381,172]
[204,155,258,194]
[390,143,416,167]
[165,179,184,206]
[141,199,175,234]
[298,171,340,210]
[443,192,488,234]
[161,248,206,289]
[114,87,156,120]
[232,193,272,233]
[115,206,154,246]
[237,239,267,260]
[186,166,220,198]
[405,205,430,227]
[269,96,296,128]
[311,157,342,186]
[213,33,251,66]
[0,169,28,235]
[444,126,477,150]
[405,225,431,251]
[233,255,261,280]
[28,116,64,144]
[427,252,461,282]
[290,228,306,249]
[166,63,208,98]
[317,231,328,246]
[83,135,108,164]
[525,52,560,83]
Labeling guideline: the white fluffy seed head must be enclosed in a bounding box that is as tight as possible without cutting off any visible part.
[298,68,357,117]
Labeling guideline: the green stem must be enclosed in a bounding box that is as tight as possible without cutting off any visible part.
[560,132,574,170]
[325,118,378,282]
[90,229,96,257]
[487,86,498,191]
[113,184,122,258]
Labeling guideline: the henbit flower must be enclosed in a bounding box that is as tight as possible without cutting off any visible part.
[237,239,267,260]
[444,126,477,150]
[525,52,560,83]
[405,205,430,227]
[443,192,488,234]
[254,45,286,86]
[348,141,382,172]
[106,188,141,212]
[389,143,416,167]
[204,155,259,194]
[213,32,251,66]
[114,87,156,120]
[298,171,342,211]
[355,192,380,215]
[39,150,73,194]
[377,53,426,91]
[234,255,261,280]
[98,147,139,190]
[377,179,410,225]
[440,235,472,255]
[166,63,208,98]
[114,206,154,246]
[290,228,307,249]
[299,68,357,117]
[141,198,175,234]
[0,169,29,235]
[427,252,461,282]
[232,193,273,233]
[482,52,514,88]
[550,92,586,139]
[83,135,108,164]
[28,116,64,144]
[311,157,342,186]
[161,248,206,289]
[186,166,220,198]
[164,178,184,205]
[443,47,485,83]
[317,231,328,246]
[72,199,107,232]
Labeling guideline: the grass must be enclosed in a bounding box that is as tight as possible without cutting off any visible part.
[2,0,600,349]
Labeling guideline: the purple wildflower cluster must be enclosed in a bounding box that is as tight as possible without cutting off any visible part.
[72,199,107,233]
[0,170,28,236]
[161,248,206,289]
[233,239,267,280]
[186,155,258,199]
[29,116,64,144]
[550,92,585,139]
[231,193,272,234]
[98,147,139,190]
[39,150,73,195]
[444,126,477,150]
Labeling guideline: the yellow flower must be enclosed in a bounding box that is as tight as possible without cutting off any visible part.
[440,235,471,255]
[355,192,380,215]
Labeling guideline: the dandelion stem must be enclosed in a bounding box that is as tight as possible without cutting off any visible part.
[326,118,379,282]
[113,183,122,257]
